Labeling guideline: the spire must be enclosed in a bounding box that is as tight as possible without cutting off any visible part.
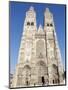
[38,24,44,33]
[45,7,51,15]
[26,6,36,19]
[38,24,43,31]
[29,6,34,11]
[44,7,53,19]
[46,8,50,12]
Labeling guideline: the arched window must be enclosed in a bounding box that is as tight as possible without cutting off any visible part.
[50,23,53,26]
[47,23,49,26]
[31,22,34,26]
[52,64,58,74]
[53,64,58,72]
[36,40,45,58]
[27,22,30,25]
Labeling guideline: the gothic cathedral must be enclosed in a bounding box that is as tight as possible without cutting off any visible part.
[11,6,64,88]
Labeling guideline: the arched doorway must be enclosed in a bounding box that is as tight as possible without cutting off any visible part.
[41,76,45,85]
[36,61,48,85]
[23,65,31,86]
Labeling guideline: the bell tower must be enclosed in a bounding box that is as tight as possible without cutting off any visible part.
[12,6,37,87]
[44,8,64,85]
[18,6,37,63]
[24,6,37,35]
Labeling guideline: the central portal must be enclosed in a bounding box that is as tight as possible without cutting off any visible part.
[36,61,48,86]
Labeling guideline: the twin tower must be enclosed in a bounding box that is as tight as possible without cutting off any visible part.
[11,6,64,88]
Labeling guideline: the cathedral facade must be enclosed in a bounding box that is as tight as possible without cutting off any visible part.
[11,6,64,88]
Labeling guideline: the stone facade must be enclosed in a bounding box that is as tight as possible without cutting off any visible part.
[11,6,64,88]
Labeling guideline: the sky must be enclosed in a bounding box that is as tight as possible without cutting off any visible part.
[9,1,66,74]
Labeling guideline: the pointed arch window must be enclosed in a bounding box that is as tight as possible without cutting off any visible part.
[27,22,30,25]
[50,23,53,26]
[52,64,58,74]
[31,22,34,26]
[47,23,49,26]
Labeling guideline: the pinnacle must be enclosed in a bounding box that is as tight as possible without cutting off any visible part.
[45,7,52,17]
[29,6,34,11]
[45,7,51,14]
[39,24,42,30]
[38,24,43,32]
[46,8,50,12]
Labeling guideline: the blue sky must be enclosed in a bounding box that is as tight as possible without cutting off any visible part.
[9,1,66,74]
